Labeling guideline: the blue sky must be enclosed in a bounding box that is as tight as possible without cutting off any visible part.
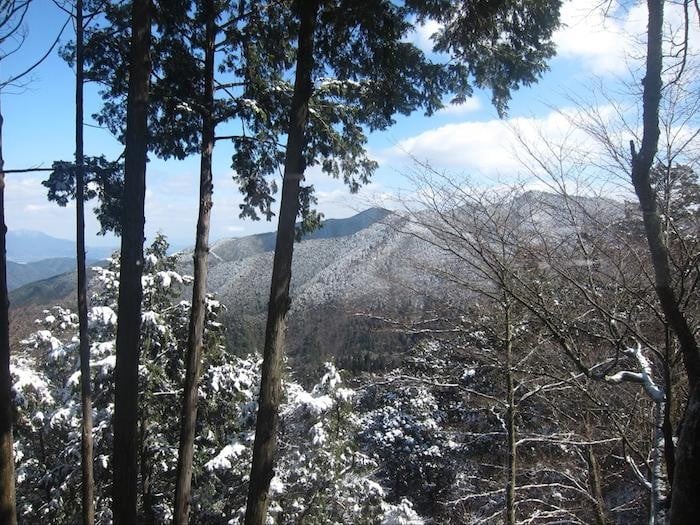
[2,0,697,249]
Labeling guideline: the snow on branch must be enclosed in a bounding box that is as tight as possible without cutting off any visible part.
[604,343,665,402]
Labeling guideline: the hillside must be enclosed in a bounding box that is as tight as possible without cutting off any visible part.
[6,257,103,291]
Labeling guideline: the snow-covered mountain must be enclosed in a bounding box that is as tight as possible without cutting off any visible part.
[9,194,623,374]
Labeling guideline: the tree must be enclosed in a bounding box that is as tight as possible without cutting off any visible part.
[533,1,700,518]
[74,0,94,521]
[0,2,69,522]
[171,0,217,519]
[9,239,415,523]
[112,0,151,521]
[243,2,562,522]
[389,178,642,523]
[243,3,320,522]
[10,235,222,523]
[631,2,700,520]
[72,3,291,518]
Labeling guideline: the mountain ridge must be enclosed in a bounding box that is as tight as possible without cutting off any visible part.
[7,230,116,263]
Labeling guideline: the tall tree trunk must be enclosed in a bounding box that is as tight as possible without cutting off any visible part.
[75,1,95,522]
[0,104,17,525]
[113,0,151,522]
[628,1,700,521]
[504,298,516,525]
[244,2,318,524]
[671,383,700,522]
[173,0,216,521]
[630,0,700,389]
[662,326,675,504]
[650,399,666,524]
[585,439,608,525]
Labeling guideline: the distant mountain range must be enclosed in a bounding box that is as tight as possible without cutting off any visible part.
[4,230,116,293]
[8,258,87,292]
[7,230,116,264]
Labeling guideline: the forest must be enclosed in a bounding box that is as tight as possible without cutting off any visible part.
[0,0,699,524]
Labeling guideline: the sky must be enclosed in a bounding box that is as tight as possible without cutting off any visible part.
[1,0,698,250]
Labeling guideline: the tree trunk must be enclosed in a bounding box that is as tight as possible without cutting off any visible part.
[244,2,318,524]
[504,299,516,525]
[75,1,95,522]
[630,0,700,388]
[585,442,608,525]
[670,383,700,522]
[0,104,17,525]
[113,0,151,522]
[629,1,700,522]
[173,0,216,521]
[650,399,666,524]
[662,326,675,505]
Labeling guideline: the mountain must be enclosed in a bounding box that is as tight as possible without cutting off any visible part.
[7,257,93,292]
[178,207,452,375]
[182,207,392,264]
[8,197,623,377]
[7,230,116,263]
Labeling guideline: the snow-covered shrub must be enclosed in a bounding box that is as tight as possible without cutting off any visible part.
[200,363,391,525]
[11,235,202,524]
[359,375,455,516]
[11,235,398,524]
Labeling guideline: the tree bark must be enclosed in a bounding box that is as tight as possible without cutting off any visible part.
[585,442,608,525]
[244,2,318,524]
[75,1,95,522]
[173,0,216,521]
[628,1,700,521]
[504,299,516,525]
[113,0,150,522]
[0,104,17,525]
[630,0,700,389]
[670,383,700,522]
[650,399,666,524]
[662,326,675,504]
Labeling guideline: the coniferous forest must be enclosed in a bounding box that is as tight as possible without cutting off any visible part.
[1,1,700,524]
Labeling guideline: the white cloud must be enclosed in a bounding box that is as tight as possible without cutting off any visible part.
[436,96,481,116]
[553,0,647,76]
[24,204,50,212]
[382,108,608,181]
[553,1,700,77]
[412,19,442,53]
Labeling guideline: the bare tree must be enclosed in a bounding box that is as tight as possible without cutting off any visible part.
[519,2,700,518]
[389,176,639,523]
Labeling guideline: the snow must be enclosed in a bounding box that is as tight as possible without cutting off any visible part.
[381,499,424,525]
[11,361,54,407]
[50,407,74,429]
[205,442,247,471]
[156,270,184,288]
[34,330,62,350]
[90,306,117,327]
[142,311,159,325]
[461,368,476,380]
[269,476,285,495]
[310,422,327,446]
[292,389,334,416]
[92,355,117,375]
